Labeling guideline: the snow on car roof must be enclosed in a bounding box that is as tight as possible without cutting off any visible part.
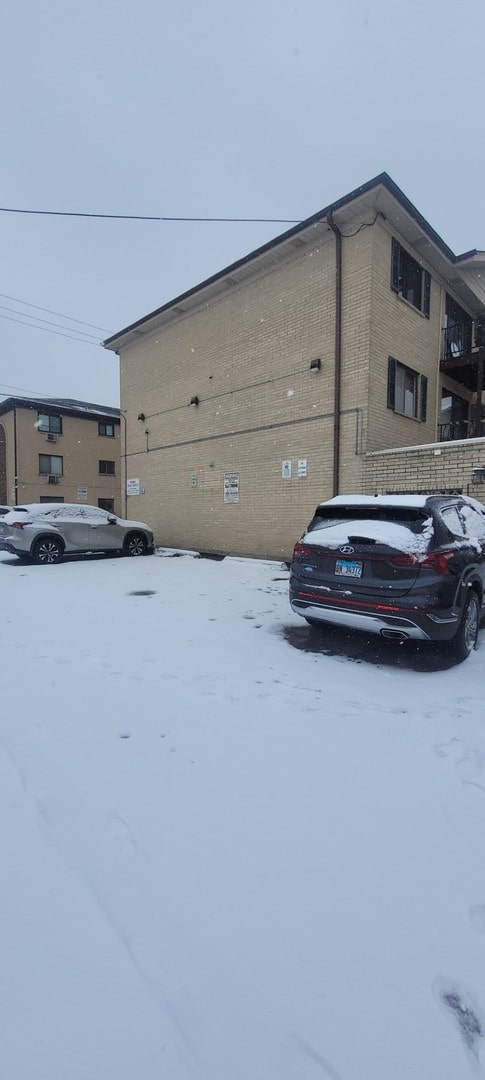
[302,517,434,554]
[9,503,87,513]
[320,494,431,509]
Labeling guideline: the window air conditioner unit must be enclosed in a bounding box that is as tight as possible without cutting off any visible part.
[48,475,60,485]
[47,432,58,443]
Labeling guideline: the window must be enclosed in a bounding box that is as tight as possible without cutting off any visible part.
[98,498,115,512]
[444,295,473,359]
[439,389,469,441]
[99,460,115,475]
[459,503,485,542]
[39,454,63,475]
[38,413,62,434]
[39,496,64,503]
[440,505,467,539]
[387,357,427,420]
[391,238,431,317]
[98,421,115,437]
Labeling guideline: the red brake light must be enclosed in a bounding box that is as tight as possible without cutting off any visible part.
[293,542,314,558]
[11,520,29,529]
[388,554,418,568]
[389,551,453,574]
[419,551,454,575]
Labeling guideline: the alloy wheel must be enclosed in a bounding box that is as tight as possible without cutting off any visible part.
[36,540,62,564]
[464,595,479,654]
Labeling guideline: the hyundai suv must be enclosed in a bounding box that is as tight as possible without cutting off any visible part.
[289,494,485,662]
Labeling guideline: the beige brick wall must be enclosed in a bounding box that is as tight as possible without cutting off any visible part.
[364,436,485,504]
[120,227,374,559]
[118,215,480,558]
[3,407,122,514]
[367,220,443,451]
[0,413,15,503]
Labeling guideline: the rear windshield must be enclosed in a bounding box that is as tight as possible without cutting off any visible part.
[307,507,431,535]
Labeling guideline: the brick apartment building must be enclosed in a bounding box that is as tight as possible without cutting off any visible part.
[0,397,121,514]
[104,172,485,560]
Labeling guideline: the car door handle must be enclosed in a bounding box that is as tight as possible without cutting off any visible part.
[90,525,98,529]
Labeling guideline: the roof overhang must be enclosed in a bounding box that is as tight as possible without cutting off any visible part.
[103,172,484,352]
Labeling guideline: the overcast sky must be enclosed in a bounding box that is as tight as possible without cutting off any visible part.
[1,0,483,408]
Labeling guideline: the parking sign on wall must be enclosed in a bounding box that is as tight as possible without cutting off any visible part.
[224,473,240,503]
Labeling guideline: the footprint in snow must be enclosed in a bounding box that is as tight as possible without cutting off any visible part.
[435,978,484,1063]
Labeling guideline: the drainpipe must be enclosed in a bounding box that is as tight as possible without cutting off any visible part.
[476,348,484,436]
[328,212,342,497]
[13,406,18,505]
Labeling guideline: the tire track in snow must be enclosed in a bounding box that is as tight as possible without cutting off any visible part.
[0,724,204,1080]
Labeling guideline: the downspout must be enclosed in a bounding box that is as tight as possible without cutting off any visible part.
[13,406,18,505]
[327,213,342,497]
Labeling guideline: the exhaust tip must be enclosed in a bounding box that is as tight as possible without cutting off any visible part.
[380,629,409,642]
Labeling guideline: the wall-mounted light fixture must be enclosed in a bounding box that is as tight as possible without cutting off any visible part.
[472,466,485,485]
[309,358,321,372]
[190,396,200,406]
[137,413,145,421]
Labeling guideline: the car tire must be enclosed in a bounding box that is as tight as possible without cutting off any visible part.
[448,591,480,662]
[32,537,63,565]
[123,532,148,557]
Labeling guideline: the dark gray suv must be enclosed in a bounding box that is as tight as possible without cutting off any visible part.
[289,494,485,662]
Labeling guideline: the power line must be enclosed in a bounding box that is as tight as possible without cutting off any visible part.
[0,291,111,332]
[0,304,100,340]
[0,381,54,397]
[0,312,102,345]
[0,205,301,224]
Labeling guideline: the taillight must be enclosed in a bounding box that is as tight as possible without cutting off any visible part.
[388,554,419,568]
[11,520,30,529]
[419,551,454,575]
[389,551,453,574]
[293,542,315,558]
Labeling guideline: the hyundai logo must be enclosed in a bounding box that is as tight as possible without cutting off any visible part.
[339,545,355,554]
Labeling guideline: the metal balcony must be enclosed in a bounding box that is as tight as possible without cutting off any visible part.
[438,419,485,442]
[441,320,485,392]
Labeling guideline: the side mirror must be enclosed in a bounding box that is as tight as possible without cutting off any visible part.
[108,516,117,524]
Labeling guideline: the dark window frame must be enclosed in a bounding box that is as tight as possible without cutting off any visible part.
[387,357,428,421]
[98,459,115,476]
[39,453,64,476]
[98,421,115,437]
[391,238,431,318]
[98,498,115,512]
[37,413,62,435]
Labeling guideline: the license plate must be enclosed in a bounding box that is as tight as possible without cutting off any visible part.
[335,559,363,579]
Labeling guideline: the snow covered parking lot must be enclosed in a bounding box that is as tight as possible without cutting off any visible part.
[1,548,485,1080]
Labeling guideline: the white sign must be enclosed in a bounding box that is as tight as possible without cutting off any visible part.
[224,472,240,503]
[282,460,292,479]
[126,478,140,496]
[77,486,88,501]
[297,458,307,477]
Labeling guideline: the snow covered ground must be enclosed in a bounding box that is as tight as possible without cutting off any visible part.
[1,547,484,1080]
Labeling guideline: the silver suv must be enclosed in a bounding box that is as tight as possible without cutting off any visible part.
[1,503,154,563]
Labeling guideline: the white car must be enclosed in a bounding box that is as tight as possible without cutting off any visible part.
[1,503,154,564]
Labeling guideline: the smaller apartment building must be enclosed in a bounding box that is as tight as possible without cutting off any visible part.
[104,173,484,560]
[0,397,121,514]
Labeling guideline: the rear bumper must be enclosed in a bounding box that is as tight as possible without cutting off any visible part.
[3,542,21,556]
[290,594,460,642]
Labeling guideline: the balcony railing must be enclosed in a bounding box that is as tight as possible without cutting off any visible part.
[438,419,485,442]
[442,323,473,363]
